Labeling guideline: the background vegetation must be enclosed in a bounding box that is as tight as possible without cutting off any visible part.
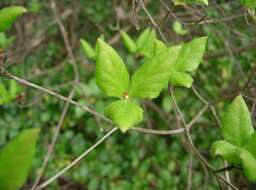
[0,0,256,189]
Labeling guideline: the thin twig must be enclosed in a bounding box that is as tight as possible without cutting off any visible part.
[32,1,80,188]
[169,86,239,190]
[31,90,75,190]
[0,70,192,137]
[1,70,110,122]
[36,127,118,190]
[132,127,185,135]
[187,153,193,190]
[136,0,167,42]
[224,161,232,190]
[50,0,79,82]
[244,63,256,89]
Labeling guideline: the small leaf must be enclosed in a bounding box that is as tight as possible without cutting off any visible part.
[0,6,27,32]
[80,39,96,59]
[0,32,14,49]
[245,132,256,158]
[96,39,130,98]
[154,39,166,54]
[240,150,256,182]
[0,128,40,190]
[169,36,207,87]
[211,140,241,164]
[169,71,193,88]
[136,28,156,57]
[221,95,254,147]
[106,100,143,133]
[172,21,187,36]
[129,46,179,99]
[121,31,137,53]
[9,80,20,98]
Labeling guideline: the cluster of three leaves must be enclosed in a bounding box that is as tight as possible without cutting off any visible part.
[121,29,208,88]
[212,95,256,182]
[96,35,207,133]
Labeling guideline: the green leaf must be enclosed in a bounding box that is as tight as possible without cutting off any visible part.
[0,6,27,32]
[129,46,179,99]
[106,100,143,133]
[240,150,256,182]
[154,39,166,54]
[245,132,256,158]
[173,0,208,6]
[80,39,96,59]
[136,28,156,57]
[0,32,15,49]
[240,0,256,9]
[211,140,241,164]
[221,95,254,147]
[169,71,193,88]
[121,31,137,53]
[175,36,207,72]
[172,21,187,36]
[9,80,20,98]
[96,39,130,98]
[0,128,40,190]
[169,36,207,88]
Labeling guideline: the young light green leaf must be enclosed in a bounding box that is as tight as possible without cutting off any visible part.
[240,0,256,9]
[80,39,96,59]
[154,39,166,54]
[0,6,27,32]
[245,132,256,158]
[129,46,180,99]
[121,31,137,53]
[106,100,143,133]
[172,21,187,36]
[211,140,241,164]
[136,28,156,57]
[221,95,254,147]
[0,128,40,190]
[9,80,20,98]
[96,39,130,98]
[240,150,256,182]
[169,71,193,88]
[175,36,207,72]
[169,36,207,88]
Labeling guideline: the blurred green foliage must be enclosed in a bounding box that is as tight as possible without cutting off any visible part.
[0,0,256,189]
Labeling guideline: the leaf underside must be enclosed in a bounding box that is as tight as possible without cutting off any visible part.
[106,100,143,133]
